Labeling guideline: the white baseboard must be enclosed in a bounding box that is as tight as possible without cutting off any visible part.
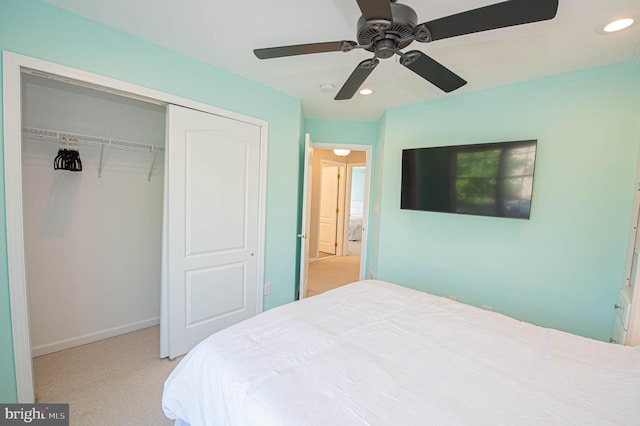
[31,317,160,357]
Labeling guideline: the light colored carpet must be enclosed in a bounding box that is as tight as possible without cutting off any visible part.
[31,250,362,423]
[306,254,361,297]
[33,325,181,425]
[347,240,361,256]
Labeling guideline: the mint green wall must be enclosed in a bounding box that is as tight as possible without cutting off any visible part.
[374,63,640,341]
[304,119,377,146]
[0,0,303,401]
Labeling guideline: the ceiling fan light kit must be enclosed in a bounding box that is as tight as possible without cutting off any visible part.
[254,0,559,101]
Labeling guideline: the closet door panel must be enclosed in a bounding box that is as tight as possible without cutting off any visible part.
[166,104,261,359]
[186,131,248,255]
[185,263,245,326]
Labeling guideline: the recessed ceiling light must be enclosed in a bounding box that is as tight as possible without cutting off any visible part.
[319,83,335,93]
[597,17,635,34]
[359,88,373,96]
[605,18,634,32]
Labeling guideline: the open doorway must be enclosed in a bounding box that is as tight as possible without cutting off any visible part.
[304,147,370,297]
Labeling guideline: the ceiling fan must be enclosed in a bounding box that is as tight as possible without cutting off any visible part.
[254,0,559,100]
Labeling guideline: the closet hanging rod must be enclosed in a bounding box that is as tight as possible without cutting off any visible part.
[23,127,164,153]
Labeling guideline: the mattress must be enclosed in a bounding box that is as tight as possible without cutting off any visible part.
[162,280,640,425]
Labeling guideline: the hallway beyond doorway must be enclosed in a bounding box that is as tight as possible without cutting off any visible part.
[306,254,360,297]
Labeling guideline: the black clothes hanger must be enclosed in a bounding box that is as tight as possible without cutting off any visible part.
[54,137,82,172]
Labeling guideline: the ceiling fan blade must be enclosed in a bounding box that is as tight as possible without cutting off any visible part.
[254,41,356,59]
[421,0,559,42]
[400,50,466,93]
[355,0,393,23]
[335,58,380,100]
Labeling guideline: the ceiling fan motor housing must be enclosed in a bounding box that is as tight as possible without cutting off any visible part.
[357,2,418,57]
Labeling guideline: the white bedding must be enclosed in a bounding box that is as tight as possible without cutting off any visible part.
[348,201,363,241]
[348,216,363,241]
[163,280,640,426]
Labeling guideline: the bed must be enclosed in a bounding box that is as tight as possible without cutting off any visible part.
[348,216,363,241]
[348,201,363,241]
[162,280,640,425]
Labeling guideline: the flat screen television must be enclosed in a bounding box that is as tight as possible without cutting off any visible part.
[401,140,537,219]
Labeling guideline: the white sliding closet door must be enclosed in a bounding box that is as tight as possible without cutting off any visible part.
[164,104,262,359]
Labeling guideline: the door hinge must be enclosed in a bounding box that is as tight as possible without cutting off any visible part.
[335,242,338,248]
[336,208,339,214]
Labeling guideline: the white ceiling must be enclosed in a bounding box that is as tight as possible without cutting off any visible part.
[42,0,640,121]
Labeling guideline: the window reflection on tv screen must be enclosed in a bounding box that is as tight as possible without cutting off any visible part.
[401,140,537,219]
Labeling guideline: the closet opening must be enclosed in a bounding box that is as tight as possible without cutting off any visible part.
[20,71,167,403]
[7,53,269,403]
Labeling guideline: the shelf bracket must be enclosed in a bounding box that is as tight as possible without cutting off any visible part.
[148,148,159,182]
[98,144,105,178]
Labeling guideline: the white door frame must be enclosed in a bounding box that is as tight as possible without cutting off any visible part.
[3,51,268,402]
[619,166,640,345]
[306,142,372,281]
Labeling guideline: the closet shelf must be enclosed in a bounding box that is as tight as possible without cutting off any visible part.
[23,127,164,153]
[23,127,164,181]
